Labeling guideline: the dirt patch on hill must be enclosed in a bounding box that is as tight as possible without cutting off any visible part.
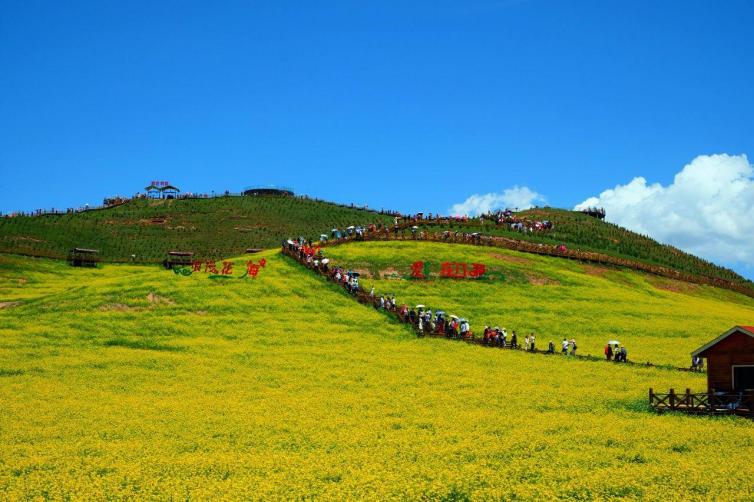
[137,217,168,225]
[8,236,45,243]
[583,265,611,277]
[525,273,559,286]
[234,225,267,232]
[0,301,21,310]
[350,268,373,279]
[489,253,531,265]
[99,303,135,312]
[647,276,700,294]
[380,267,403,279]
[147,292,175,305]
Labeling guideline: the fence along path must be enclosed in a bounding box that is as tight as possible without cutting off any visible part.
[317,223,754,300]
[281,243,704,374]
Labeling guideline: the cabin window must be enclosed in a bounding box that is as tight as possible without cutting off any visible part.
[732,366,754,391]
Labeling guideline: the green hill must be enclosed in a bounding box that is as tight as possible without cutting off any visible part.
[0,196,393,263]
[2,251,754,499]
[413,208,752,289]
[2,197,750,292]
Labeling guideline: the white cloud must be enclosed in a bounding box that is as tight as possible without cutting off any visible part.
[575,154,754,269]
[449,185,545,216]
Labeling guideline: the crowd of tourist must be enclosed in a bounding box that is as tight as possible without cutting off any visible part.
[282,236,631,364]
[393,209,555,235]
[605,342,629,362]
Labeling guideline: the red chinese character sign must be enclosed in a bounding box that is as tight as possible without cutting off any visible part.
[411,261,430,279]
[410,261,493,280]
[172,258,267,280]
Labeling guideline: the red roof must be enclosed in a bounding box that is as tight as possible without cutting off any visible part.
[692,325,754,357]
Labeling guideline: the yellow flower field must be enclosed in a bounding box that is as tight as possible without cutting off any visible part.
[1,250,753,500]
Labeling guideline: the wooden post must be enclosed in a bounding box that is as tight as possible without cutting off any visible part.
[669,388,676,410]
[685,388,691,407]
[649,388,654,406]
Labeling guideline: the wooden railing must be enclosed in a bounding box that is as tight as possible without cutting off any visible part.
[649,388,754,417]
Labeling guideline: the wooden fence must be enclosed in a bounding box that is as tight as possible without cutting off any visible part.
[649,388,754,417]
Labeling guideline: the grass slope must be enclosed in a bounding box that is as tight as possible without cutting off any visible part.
[0,196,392,262]
[1,252,754,499]
[417,208,752,288]
[324,241,754,367]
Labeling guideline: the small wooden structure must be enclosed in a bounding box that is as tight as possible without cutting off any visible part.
[145,183,180,199]
[164,251,194,269]
[245,248,263,254]
[692,325,754,392]
[68,248,100,267]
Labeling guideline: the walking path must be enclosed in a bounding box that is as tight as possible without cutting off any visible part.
[282,240,704,374]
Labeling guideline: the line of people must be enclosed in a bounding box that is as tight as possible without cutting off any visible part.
[284,238,625,364]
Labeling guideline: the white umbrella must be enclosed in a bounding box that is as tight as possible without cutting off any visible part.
[321,259,329,264]
[450,315,459,320]
[415,304,425,309]
[608,340,620,345]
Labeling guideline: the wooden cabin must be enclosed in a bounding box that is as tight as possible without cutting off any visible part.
[164,251,193,269]
[692,326,754,392]
[68,248,100,267]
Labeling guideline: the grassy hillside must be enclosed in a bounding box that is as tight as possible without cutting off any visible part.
[1,252,754,499]
[324,241,754,367]
[0,196,392,263]
[2,197,751,292]
[416,208,753,288]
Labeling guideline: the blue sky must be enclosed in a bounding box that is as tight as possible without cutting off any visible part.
[2,1,754,275]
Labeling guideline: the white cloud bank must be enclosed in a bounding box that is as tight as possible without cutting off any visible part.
[575,154,754,268]
[449,185,545,216]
